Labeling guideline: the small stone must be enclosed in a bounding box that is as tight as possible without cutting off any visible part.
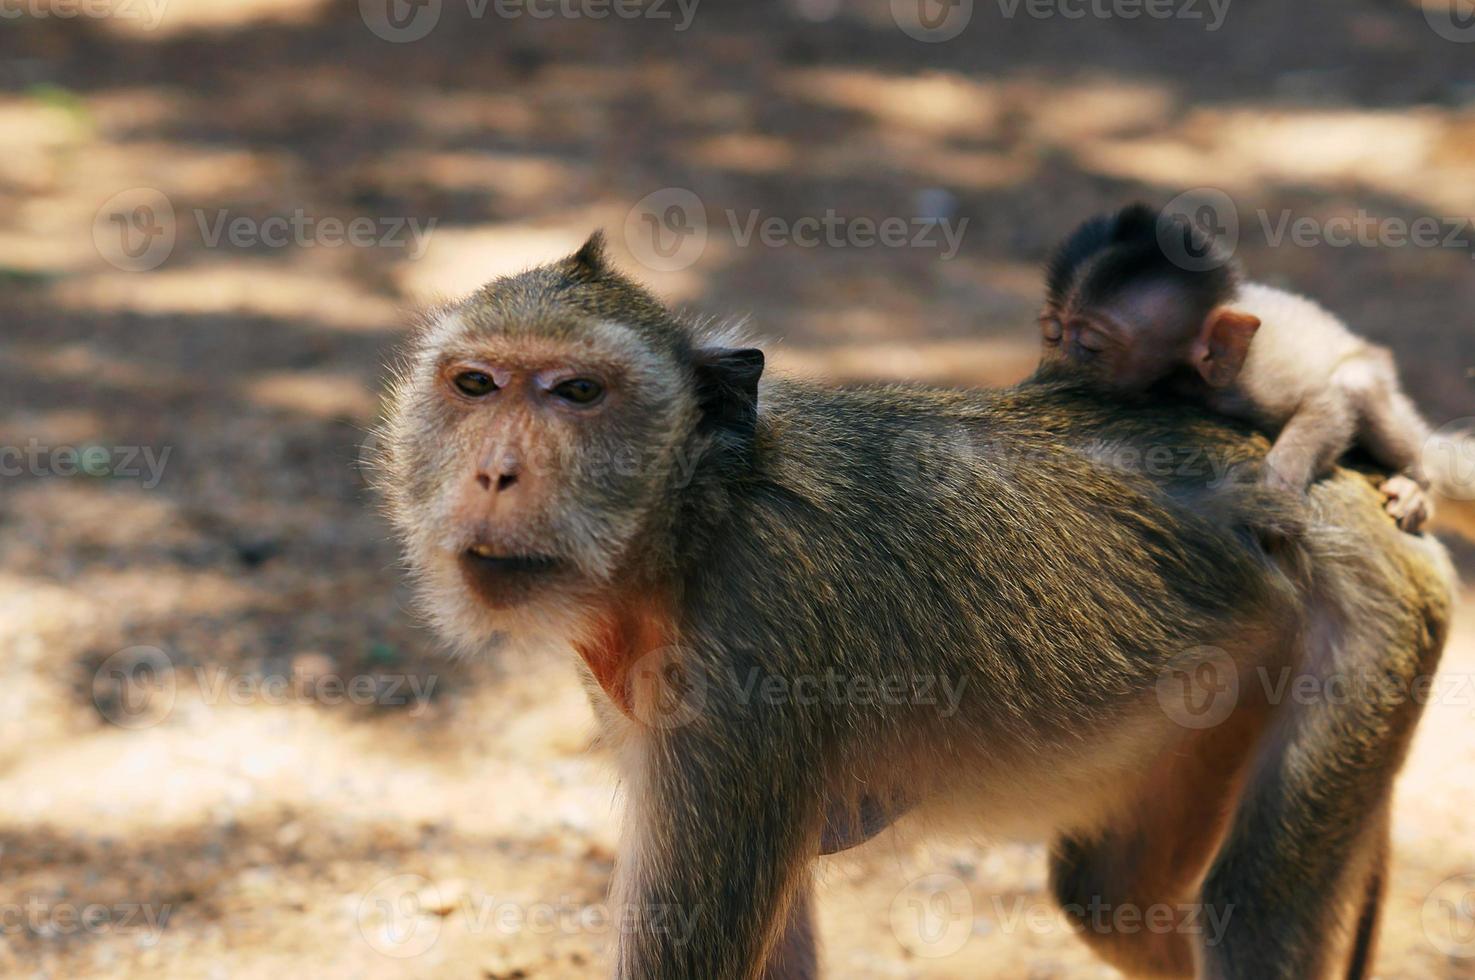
[417,879,466,916]
[482,949,537,979]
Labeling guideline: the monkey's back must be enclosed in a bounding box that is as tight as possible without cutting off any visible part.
[684,378,1293,732]
[673,375,1451,839]
[1229,282,1370,423]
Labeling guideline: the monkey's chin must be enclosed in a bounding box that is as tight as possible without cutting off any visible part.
[456,549,565,610]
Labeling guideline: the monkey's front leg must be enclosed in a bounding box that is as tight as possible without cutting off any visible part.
[1262,391,1358,494]
[613,718,822,980]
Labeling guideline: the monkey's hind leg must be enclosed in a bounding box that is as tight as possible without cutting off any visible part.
[1342,805,1390,980]
[1049,685,1273,979]
[1196,534,1447,979]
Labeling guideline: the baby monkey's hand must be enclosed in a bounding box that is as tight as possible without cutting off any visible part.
[1380,474,1433,533]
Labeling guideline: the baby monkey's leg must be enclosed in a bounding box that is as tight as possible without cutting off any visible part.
[1338,348,1436,533]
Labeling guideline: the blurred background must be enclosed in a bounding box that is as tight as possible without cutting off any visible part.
[1,0,1474,976]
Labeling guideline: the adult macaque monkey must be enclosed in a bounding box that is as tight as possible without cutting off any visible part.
[380,233,1454,979]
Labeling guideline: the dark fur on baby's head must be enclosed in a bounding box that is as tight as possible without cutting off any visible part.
[1045,203,1241,331]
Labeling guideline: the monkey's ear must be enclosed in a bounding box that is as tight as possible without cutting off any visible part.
[567,231,609,276]
[693,347,765,443]
[1191,308,1260,388]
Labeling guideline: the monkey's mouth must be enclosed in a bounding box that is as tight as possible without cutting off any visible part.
[457,547,564,608]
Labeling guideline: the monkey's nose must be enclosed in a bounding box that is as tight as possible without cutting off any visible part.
[475,451,521,493]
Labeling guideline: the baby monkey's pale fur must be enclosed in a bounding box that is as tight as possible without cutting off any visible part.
[1040,204,1475,536]
[1208,283,1433,529]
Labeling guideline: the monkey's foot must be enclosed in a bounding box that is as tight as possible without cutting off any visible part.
[1381,474,1433,533]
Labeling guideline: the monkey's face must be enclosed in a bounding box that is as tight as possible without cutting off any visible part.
[1039,295,1196,392]
[382,308,693,649]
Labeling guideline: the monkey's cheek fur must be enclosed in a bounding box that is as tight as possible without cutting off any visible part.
[456,550,566,609]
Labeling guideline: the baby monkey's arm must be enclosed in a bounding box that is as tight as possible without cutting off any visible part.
[1261,386,1358,493]
[1263,347,1434,532]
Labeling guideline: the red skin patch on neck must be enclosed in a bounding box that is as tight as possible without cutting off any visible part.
[574,599,673,719]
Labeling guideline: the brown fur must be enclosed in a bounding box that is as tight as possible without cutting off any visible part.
[379,235,1455,979]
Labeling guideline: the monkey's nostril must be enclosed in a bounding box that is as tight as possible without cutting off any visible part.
[476,473,492,491]
[496,473,518,492]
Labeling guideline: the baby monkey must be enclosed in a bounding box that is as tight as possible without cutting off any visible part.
[1040,203,1434,532]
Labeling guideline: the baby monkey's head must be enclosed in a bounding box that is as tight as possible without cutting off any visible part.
[1039,203,1260,393]
[379,233,763,651]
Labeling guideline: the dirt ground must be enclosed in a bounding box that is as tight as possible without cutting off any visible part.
[1,0,1474,977]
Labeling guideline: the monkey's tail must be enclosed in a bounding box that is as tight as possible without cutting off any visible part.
[1426,429,1475,543]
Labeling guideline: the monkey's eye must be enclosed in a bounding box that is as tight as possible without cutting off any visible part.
[1077,329,1109,353]
[552,378,605,406]
[452,370,498,397]
[1041,317,1064,344]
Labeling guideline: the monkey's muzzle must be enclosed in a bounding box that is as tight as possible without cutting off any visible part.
[458,548,562,608]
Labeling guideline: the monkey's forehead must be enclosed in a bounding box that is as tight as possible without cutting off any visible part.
[427,266,690,353]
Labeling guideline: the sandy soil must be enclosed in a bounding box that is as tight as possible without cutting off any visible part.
[1,1,1473,976]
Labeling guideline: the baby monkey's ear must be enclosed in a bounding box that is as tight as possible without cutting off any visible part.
[1191,308,1261,388]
